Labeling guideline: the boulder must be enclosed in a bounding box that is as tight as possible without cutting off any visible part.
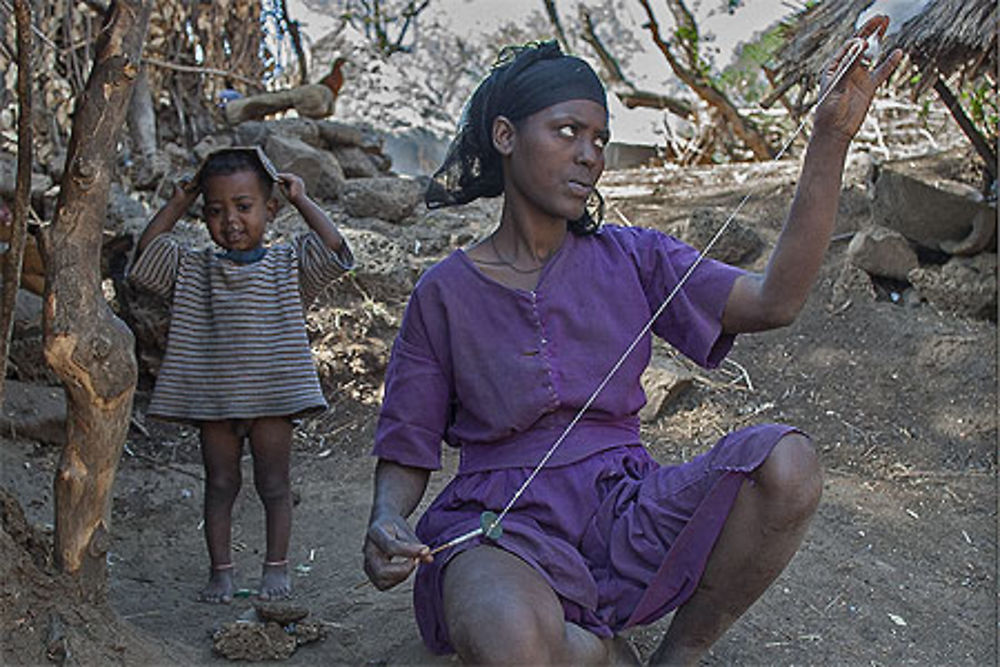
[331,145,379,178]
[908,253,997,321]
[340,227,417,298]
[265,134,345,201]
[847,226,919,281]
[669,208,763,266]
[1,380,67,446]
[268,118,323,149]
[869,155,995,252]
[316,120,364,148]
[340,176,424,223]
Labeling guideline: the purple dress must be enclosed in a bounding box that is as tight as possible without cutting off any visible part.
[373,224,797,653]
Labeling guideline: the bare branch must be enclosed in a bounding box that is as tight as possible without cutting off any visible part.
[578,6,692,119]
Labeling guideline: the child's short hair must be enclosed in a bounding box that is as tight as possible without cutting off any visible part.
[196,146,280,195]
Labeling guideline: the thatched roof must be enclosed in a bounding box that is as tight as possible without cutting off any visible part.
[765,0,997,111]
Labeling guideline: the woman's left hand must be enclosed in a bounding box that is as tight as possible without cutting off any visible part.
[813,14,903,143]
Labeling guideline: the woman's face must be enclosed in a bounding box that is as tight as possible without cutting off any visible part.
[498,98,608,224]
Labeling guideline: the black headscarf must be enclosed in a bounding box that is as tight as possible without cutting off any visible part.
[425,41,607,235]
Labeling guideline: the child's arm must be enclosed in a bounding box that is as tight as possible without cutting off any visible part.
[136,181,199,256]
[278,173,345,252]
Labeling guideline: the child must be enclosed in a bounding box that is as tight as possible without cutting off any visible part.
[129,146,354,603]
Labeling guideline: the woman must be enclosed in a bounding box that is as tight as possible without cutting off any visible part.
[364,17,900,665]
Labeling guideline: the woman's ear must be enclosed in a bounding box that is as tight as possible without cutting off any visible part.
[492,115,516,156]
[267,194,280,219]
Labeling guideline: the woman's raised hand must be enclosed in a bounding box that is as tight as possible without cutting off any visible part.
[813,14,903,144]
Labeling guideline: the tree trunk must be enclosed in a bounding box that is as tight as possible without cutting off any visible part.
[637,0,775,160]
[0,0,34,404]
[42,0,150,601]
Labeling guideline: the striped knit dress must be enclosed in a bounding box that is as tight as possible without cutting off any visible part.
[128,231,354,423]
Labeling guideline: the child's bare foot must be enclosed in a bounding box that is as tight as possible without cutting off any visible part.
[258,560,291,600]
[200,563,235,604]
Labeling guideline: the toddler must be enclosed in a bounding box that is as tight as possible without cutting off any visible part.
[129,146,353,602]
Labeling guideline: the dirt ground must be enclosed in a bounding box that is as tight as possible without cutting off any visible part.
[1,141,996,665]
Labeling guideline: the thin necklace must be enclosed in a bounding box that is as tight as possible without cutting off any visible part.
[475,234,544,274]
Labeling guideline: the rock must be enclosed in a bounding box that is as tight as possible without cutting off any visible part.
[5,288,58,384]
[268,118,323,149]
[254,602,310,625]
[331,145,379,178]
[908,253,997,321]
[340,176,424,223]
[316,120,364,148]
[669,208,763,266]
[939,203,997,256]
[847,226,919,281]
[828,260,876,314]
[340,227,417,298]
[869,154,994,252]
[233,121,271,148]
[1,380,67,446]
[12,288,41,338]
[0,154,53,199]
[265,134,345,201]
[105,184,149,235]
[192,134,233,164]
[130,150,171,191]
[639,355,695,422]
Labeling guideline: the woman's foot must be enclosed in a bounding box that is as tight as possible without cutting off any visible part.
[200,563,235,604]
[258,560,291,600]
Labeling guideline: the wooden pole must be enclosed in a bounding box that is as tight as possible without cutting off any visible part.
[42,0,150,600]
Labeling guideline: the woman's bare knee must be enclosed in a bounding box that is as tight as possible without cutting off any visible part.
[755,433,822,524]
[444,548,565,664]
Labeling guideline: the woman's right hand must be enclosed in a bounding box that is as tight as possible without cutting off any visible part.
[363,513,432,590]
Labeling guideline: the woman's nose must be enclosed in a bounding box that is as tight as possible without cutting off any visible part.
[577,138,600,167]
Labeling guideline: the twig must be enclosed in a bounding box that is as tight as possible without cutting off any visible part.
[141,56,264,90]
[129,414,149,437]
[125,449,204,481]
[723,358,754,392]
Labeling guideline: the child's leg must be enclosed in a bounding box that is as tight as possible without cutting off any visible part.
[248,416,294,600]
[199,420,245,603]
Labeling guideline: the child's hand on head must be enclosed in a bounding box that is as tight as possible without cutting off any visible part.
[277,173,307,205]
[171,178,201,209]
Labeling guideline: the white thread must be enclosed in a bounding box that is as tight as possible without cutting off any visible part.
[453,35,874,551]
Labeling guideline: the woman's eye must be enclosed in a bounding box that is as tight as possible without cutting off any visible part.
[558,125,576,138]
[594,135,607,149]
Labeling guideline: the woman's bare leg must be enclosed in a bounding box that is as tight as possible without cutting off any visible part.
[649,432,823,666]
[443,545,636,665]
[249,416,294,600]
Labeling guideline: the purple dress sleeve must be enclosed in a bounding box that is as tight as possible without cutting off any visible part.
[621,227,744,369]
[373,288,451,470]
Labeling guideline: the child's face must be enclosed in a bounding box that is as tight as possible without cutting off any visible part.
[201,170,277,252]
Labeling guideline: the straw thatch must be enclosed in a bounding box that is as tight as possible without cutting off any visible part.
[765,0,997,111]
